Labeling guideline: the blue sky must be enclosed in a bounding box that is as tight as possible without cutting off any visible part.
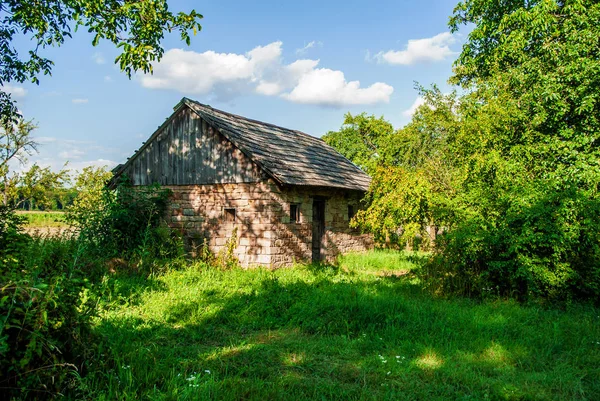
[5,0,462,173]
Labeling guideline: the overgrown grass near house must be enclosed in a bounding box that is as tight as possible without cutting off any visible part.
[83,250,600,400]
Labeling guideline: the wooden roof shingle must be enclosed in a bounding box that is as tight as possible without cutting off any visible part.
[183,98,371,191]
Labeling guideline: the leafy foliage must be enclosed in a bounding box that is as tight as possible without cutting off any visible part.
[68,171,181,265]
[11,164,70,210]
[322,112,395,174]
[351,88,460,248]
[0,0,203,122]
[328,1,600,302]
[0,224,98,398]
[0,205,29,260]
[0,119,38,205]
[436,0,600,301]
[0,175,180,398]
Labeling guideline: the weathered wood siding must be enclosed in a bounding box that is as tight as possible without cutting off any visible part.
[123,107,264,186]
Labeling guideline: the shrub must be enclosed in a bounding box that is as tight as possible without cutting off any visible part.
[68,177,182,267]
[0,205,30,261]
[1,172,183,398]
[422,185,600,303]
[215,227,240,270]
[1,233,98,399]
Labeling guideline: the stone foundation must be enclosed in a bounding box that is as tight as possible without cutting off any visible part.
[164,181,373,267]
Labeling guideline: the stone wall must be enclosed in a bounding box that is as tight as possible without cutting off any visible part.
[165,182,278,267]
[270,186,374,267]
[164,182,373,268]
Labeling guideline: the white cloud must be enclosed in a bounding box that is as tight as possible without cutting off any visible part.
[92,52,106,64]
[68,159,117,173]
[140,42,281,96]
[140,41,393,106]
[402,96,426,117]
[21,136,119,174]
[34,136,58,144]
[72,98,89,104]
[41,91,62,98]
[296,41,322,55]
[1,84,27,98]
[377,32,456,65]
[283,68,393,107]
[27,158,117,174]
[59,149,85,160]
[104,75,113,83]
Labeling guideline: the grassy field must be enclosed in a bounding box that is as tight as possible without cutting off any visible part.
[16,210,68,228]
[85,250,600,400]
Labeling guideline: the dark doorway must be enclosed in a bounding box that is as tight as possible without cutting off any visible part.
[312,199,325,263]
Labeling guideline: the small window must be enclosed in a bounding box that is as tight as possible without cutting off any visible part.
[290,204,300,223]
[224,207,236,222]
[348,205,356,220]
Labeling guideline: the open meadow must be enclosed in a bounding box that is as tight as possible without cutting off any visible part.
[82,251,600,400]
[16,211,71,236]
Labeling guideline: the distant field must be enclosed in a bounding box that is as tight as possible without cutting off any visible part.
[16,211,68,228]
[86,250,600,400]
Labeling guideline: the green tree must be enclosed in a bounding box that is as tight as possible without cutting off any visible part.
[0,119,38,205]
[353,88,461,247]
[439,0,600,300]
[450,0,600,187]
[16,164,70,210]
[347,1,600,301]
[322,113,395,174]
[67,166,113,224]
[0,0,203,122]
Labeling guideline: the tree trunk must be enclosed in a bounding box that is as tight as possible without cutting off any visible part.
[2,176,7,206]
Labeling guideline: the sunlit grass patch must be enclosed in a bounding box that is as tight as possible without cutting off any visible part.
[17,210,68,227]
[84,250,600,400]
[414,350,444,370]
[338,249,428,274]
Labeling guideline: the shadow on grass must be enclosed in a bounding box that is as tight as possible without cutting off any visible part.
[97,272,169,309]
[89,269,600,401]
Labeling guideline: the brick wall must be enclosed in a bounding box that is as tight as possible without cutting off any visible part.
[164,182,373,268]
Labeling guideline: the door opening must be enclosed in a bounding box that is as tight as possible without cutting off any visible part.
[312,199,325,263]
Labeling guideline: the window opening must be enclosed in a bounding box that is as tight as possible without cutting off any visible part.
[224,207,236,222]
[290,204,300,223]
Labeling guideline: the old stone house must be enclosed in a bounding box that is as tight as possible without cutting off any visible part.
[112,98,373,267]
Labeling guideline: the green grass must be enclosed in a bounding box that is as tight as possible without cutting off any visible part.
[85,250,600,400]
[17,210,68,228]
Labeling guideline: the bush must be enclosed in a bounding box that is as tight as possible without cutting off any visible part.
[422,185,600,303]
[0,205,30,261]
[0,175,182,398]
[1,231,98,398]
[68,177,183,268]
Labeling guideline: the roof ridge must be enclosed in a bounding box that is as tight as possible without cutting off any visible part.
[183,98,325,145]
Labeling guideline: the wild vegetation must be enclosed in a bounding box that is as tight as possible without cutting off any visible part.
[325,0,600,302]
[1,0,600,399]
[3,218,600,400]
[0,176,182,399]
[83,252,600,400]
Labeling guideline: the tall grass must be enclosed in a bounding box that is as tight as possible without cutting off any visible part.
[81,251,600,400]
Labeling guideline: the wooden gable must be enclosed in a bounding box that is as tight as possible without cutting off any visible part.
[121,106,264,186]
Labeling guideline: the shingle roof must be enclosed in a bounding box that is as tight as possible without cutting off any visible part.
[183,98,371,191]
